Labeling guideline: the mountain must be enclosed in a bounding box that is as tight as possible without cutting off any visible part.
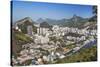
[14,17,36,26]
[40,15,89,28]
[71,14,83,22]
[45,18,58,25]
[36,18,59,25]
[36,18,45,23]
[61,14,89,27]
[13,17,37,34]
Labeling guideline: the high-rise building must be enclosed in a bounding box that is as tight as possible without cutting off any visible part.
[37,22,50,36]
[27,25,33,36]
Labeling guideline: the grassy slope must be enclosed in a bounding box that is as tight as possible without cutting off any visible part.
[56,45,97,63]
[12,30,33,56]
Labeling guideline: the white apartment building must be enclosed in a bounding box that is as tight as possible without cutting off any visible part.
[34,34,49,44]
[27,25,33,36]
[37,27,49,36]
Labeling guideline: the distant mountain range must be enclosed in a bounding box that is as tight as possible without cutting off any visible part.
[14,15,90,29]
[36,14,89,27]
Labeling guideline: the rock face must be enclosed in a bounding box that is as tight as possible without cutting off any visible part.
[14,17,33,27]
[13,17,37,34]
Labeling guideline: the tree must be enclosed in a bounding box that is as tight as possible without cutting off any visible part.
[92,6,97,22]
[89,6,97,22]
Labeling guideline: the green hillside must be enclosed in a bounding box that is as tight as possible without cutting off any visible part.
[56,46,97,63]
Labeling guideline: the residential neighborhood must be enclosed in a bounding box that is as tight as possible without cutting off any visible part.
[11,17,97,65]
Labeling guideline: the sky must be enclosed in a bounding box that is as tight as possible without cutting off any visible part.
[11,1,93,23]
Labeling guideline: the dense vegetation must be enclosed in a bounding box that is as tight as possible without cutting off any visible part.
[89,6,97,22]
[12,30,34,56]
[14,30,33,44]
[56,45,97,63]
